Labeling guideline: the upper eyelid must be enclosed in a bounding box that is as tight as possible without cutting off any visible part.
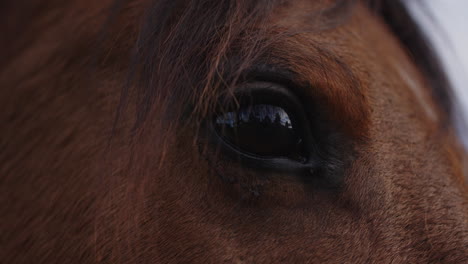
[217,46,369,139]
[219,41,358,98]
[231,64,308,101]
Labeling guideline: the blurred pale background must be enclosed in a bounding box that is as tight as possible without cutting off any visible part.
[406,0,468,149]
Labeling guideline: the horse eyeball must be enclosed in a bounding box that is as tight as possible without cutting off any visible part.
[214,104,306,161]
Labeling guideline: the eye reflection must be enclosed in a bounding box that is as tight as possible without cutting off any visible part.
[216,104,292,129]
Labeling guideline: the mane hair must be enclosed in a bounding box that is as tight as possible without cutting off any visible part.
[117,0,282,132]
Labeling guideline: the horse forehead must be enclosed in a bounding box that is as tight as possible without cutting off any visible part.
[271,0,354,29]
[276,1,441,122]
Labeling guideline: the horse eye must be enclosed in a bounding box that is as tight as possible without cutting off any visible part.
[208,81,320,173]
[214,103,307,162]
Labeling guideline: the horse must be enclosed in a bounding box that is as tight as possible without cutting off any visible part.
[1,0,467,263]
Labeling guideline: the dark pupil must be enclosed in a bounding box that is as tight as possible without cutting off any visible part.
[215,104,303,159]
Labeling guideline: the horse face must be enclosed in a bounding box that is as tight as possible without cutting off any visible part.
[2,0,467,263]
[130,2,467,263]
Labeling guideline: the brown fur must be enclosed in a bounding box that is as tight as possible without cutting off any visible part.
[1,0,467,263]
